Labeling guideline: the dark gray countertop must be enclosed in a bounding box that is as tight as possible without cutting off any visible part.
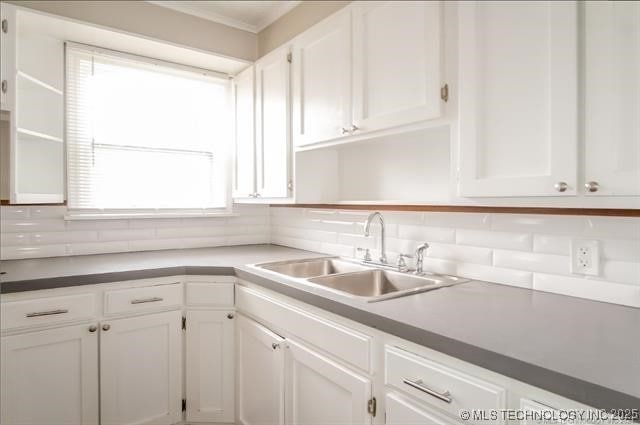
[2,244,639,413]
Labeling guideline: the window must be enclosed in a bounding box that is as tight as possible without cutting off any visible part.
[66,43,231,215]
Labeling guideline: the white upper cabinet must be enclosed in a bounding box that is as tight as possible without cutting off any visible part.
[292,10,352,147]
[0,8,65,204]
[0,3,16,112]
[100,310,183,425]
[290,1,443,149]
[584,1,640,196]
[233,65,257,199]
[352,1,443,134]
[255,46,292,199]
[1,323,99,425]
[458,1,578,197]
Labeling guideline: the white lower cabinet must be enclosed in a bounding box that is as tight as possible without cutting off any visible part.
[286,338,372,425]
[385,392,460,425]
[100,310,183,425]
[236,312,373,425]
[185,310,235,423]
[237,314,286,425]
[0,323,99,425]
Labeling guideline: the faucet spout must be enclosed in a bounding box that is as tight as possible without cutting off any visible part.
[364,211,387,264]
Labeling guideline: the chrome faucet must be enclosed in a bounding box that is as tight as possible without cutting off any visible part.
[364,211,387,264]
[414,242,429,274]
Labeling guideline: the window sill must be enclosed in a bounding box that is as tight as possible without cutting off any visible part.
[64,209,237,220]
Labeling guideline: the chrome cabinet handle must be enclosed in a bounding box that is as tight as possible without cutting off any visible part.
[88,325,98,333]
[554,182,568,192]
[349,124,359,133]
[402,378,452,403]
[1,80,7,94]
[26,309,69,317]
[102,324,111,331]
[272,342,280,350]
[585,181,600,192]
[131,297,163,304]
[2,19,8,34]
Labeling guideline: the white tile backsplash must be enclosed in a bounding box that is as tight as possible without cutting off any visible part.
[270,207,640,307]
[1,204,638,308]
[0,204,270,260]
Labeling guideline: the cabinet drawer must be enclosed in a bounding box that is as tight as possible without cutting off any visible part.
[385,346,506,423]
[1,293,96,330]
[186,282,234,307]
[104,283,183,315]
[236,285,372,372]
[386,392,463,425]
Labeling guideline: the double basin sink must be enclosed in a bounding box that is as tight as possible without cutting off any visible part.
[253,257,468,302]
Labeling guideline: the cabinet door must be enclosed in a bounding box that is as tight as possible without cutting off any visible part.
[292,10,351,147]
[584,1,640,196]
[186,310,235,423]
[234,65,257,199]
[237,314,286,425]
[100,310,182,425]
[0,2,16,112]
[386,392,460,425]
[255,46,292,199]
[286,338,372,425]
[1,323,99,425]
[458,1,577,197]
[352,1,442,133]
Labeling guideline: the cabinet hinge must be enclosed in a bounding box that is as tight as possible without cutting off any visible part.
[440,83,449,102]
[286,52,292,63]
[367,397,377,417]
[182,398,186,412]
[182,316,186,330]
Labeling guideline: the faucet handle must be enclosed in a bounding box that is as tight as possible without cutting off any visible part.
[396,254,413,272]
[356,247,372,262]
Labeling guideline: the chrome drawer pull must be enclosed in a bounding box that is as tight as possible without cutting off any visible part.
[403,378,453,403]
[130,297,163,304]
[26,309,69,317]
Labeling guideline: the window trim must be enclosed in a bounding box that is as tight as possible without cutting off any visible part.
[64,42,234,217]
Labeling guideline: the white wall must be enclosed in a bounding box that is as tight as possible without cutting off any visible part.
[0,204,269,260]
[258,1,351,57]
[270,207,640,307]
[7,0,257,61]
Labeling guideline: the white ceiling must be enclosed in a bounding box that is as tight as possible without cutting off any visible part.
[147,1,301,33]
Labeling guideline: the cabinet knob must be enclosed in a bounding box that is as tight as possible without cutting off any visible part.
[88,325,98,333]
[585,181,600,193]
[272,342,280,350]
[554,182,568,192]
[102,324,111,331]
[1,80,7,94]
[227,313,234,320]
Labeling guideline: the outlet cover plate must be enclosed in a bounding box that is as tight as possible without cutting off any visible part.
[570,239,600,276]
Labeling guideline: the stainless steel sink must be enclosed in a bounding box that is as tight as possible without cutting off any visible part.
[254,257,468,302]
[307,269,466,302]
[256,258,370,278]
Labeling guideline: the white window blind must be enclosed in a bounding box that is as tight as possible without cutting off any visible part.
[66,43,231,213]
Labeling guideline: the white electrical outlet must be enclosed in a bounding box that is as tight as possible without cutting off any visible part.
[571,239,600,276]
